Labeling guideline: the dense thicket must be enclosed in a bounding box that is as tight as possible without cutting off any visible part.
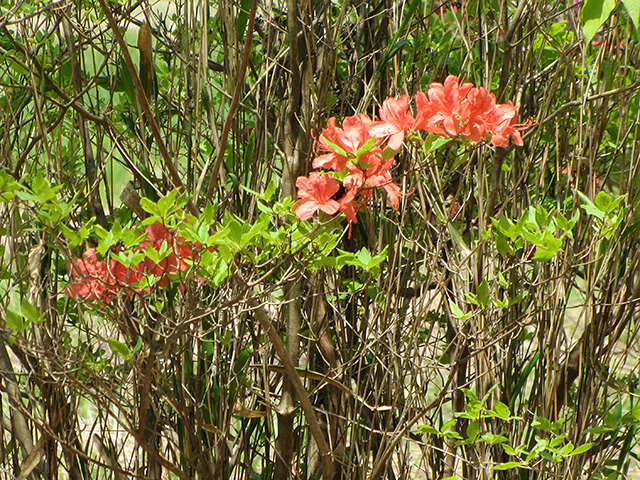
[0,1,639,479]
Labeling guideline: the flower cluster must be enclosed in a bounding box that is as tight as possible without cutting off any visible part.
[66,222,199,303]
[293,112,402,235]
[293,75,531,231]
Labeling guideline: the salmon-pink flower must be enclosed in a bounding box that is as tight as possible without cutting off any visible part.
[485,102,523,147]
[460,86,496,142]
[425,75,474,137]
[313,117,349,171]
[139,222,197,286]
[66,248,125,303]
[339,114,374,153]
[413,77,531,147]
[66,220,204,303]
[369,95,415,150]
[413,91,446,136]
[293,173,341,220]
[313,114,378,171]
[365,158,401,210]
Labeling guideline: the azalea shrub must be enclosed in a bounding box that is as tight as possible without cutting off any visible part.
[66,221,202,302]
[294,75,531,234]
[1,1,640,480]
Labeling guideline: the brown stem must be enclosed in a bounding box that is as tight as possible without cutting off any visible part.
[235,267,332,478]
[204,0,259,206]
[95,0,198,216]
[274,280,303,479]
[61,13,109,229]
[0,341,37,469]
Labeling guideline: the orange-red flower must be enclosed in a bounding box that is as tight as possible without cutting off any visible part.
[66,248,125,303]
[424,75,474,137]
[413,91,445,136]
[293,172,341,220]
[369,95,415,150]
[485,102,523,147]
[313,114,378,171]
[139,222,195,286]
[66,222,202,303]
[413,76,530,147]
[313,117,349,171]
[459,86,496,142]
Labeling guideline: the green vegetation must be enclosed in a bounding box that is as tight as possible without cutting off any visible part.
[0,0,639,479]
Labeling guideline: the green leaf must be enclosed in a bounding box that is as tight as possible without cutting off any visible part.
[477,280,490,308]
[0,169,18,202]
[449,299,470,321]
[236,0,251,39]
[118,53,136,105]
[494,230,513,256]
[532,232,563,261]
[493,401,512,420]
[466,420,480,442]
[108,339,132,359]
[156,189,182,216]
[461,388,480,404]
[355,136,377,160]
[509,351,540,406]
[502,444,517,455]
[481,384,499,406]
[379,39,412,70]
[465,292,480,306]
[355,247,373,266]
[441,419,457,431]
[594,191,612,211]
[556,212,578,239]
[577,190,604,219]
[482,433,509,444]
[568,442,595,456]
[493,461,526,471]
[366,247,388,270]
[582,0,616,43]
[228,219,244,247]
[140,197,161,216]
[264,180,277,201]
[532,416,552,431]
[622,0,640,26]
[448,223,471,257]
[320,135,348,158]
[378,0,420,71]
[21,298,40,324]
[550,434,567,448]
[417,424,440,435]
[6,309,24,331]
[584,425,613,434]
[421,134,451,154]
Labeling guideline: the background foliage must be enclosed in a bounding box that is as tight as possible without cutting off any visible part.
[0,0,639,479]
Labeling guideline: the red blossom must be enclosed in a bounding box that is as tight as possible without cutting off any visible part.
[424,75,475,137]
[313,117,349,171]
[413,76,531,147]
[340,114,374,153]
[292,173,341,220]
[66,222,201,303]
[367,170,401,209]
[294,76,532,234]
[485,102,523,147]
[413,91,446,136]
[369,95,415,150]
[459,86,497,142]
[313,114,377,171]
[66,248,124,303]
